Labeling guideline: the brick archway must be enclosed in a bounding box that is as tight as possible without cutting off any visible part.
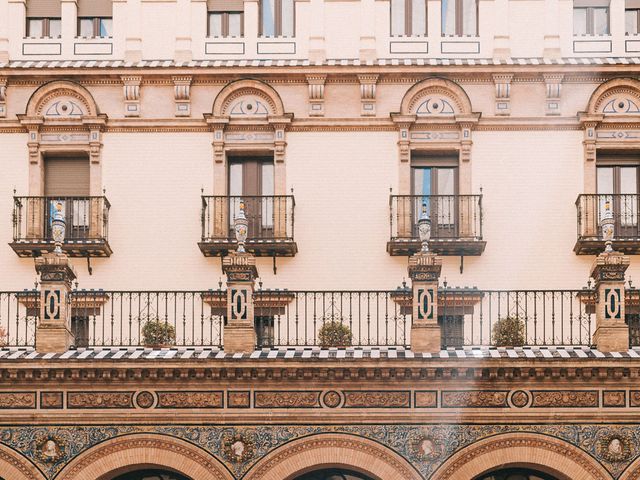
[618,455,640,480]
[0,442,46,480]
[54,433,233,480]
[242,433,421,480]
[430,433,612,480]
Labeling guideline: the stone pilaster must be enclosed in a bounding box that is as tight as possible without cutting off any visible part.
[35,253,77,353]
[409,253,442,352]
[222,252,258,353]
[591,251,630,352]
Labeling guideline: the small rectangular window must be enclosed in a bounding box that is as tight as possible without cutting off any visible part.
[626,1,640,34]
[26,17,61,38]
[573,0,610,35]
[208,12,243,37]
[441,0,477,36]
[260,0,295,37]
[391,0,427,36]
[77,17,113,38]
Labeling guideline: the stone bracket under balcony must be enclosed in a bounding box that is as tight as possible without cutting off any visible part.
[10,196,112,258]
[198,238,298,257]
[387,238,487,256]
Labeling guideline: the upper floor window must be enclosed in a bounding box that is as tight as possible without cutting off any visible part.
[26,0,61,38]
[208,0,244,37]
[573,0,609,35]
[261,0,295,37]
[442,0,478,36]
[626,0,640,34]
[391,0,427,36]
[78,17,113,37]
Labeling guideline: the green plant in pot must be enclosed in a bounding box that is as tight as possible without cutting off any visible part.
[492,316,526,347]
[318,320,353,348]
[141,317,176,348]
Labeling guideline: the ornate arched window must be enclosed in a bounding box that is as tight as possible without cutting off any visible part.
[388,78,484,259]
[474,467,560,480]
[111,469,193,480]
[294,469,375,480]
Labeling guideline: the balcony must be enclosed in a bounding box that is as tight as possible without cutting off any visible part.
[387,195,486,256]
[575,194,640,254]
[198,195,297,257]
[10,196,112,258]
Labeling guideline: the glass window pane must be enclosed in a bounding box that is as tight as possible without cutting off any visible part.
[442,0,456,35]
[281,0,295,36]
[99,18,112,37]
[620,167,637,194]
[208,13,223,36]
[462,0,477,35]
[593,7,609,34]
[229,163,243,196]
[437,168,456,225]
[626,10,638,34]
[79,18,94,37]
[412,0,427,35]
[437,168,456,195]
[261,163,274,228]
[574,8,587,35]
[49,18,61,37]
[413,167,432,197]
[391,0,406,36]
[597,167,615,194]
[261,0,276,36]
[28,19,44,38]
[228,13,242,36]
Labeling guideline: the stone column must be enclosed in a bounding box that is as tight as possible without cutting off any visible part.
[222,252,258,353]
[409,252,442,352]
[35,254,77,353]
[591,251,630,352]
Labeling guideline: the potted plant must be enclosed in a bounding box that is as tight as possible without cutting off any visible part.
[141,317,176,348]
[318,320,353,348]
[492,317,526,347]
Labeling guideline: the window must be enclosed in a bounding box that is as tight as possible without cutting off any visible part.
[474,468,560,480]
[391,0,427,36]
[442,0,477,36]
[229,156,275,236]
[596,154,640,235]
[207,0,244,37]
[26,17,61,37]
[260,0,295,37]
[626,0,640,34]
[77,17,113,38]
[573,0,609,35]
[294,469,375,480]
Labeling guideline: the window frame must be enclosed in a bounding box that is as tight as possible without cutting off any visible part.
[259,0,296,37]
[390,0,428,37]
[573,6,610,35]
[76,16,113,38]
[208,11,244,37]
[26,17,61,38]
[441,0,479,36]
[626,8,640,34]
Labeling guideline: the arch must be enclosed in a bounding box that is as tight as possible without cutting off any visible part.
[212,79,285,117]
[400,77,473,116]
[54,433,233,480]
[586,78,640,115]
[25,80,100,118]
[243,433,422,480]
[0,442,46,480]
[430,433,613,480]
[618,453,640,480]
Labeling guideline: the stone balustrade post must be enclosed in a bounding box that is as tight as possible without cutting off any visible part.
[408,252,442,352]
[222,251,258,353]
[35,253,77,353]
[591,251,630,352]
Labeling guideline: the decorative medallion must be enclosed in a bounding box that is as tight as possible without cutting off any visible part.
[135,391,155,409]
[598,432,633,462]
[410,434,441,461]
[321,390,343,408]
[509,390,531,408]
[222,432,255,463]
[35,434,65,464]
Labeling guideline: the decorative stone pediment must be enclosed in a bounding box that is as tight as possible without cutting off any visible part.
[400,78,473,118]
[587,78,640,117]
[25,80,100,120]
[212,79,285,118]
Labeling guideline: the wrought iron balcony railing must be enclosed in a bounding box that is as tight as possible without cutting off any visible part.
[10,196,112,257]
[199,195,297,257]
[388,194,485,256]
[575,194,640,254]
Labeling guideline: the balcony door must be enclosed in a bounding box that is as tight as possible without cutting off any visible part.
[228,156,275,239]
[411,154,459,239]
[44,155,91,240]
[597,160,640,238]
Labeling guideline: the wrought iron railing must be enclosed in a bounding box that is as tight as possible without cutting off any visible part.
[576,194,640,241]
[12,196,110,243]
[389,194,483,242]
[201,195,295,242]
[0,292,38,346]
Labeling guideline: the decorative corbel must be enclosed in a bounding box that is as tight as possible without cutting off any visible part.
[0,76,6,118]
[273,124,287,163]
[27,127,40,164]
[391,114,416,163]
[89,128,102,164]
[583,120,599,163]
[543,74,563,116]
[121,75,142,117]
[358,74,378,116]
[492,74,513,116]
[306,74,326,117]
[456,115,480,163]
[172,75,192,117]
[213,126,225,164]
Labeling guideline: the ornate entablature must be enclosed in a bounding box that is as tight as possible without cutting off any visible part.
[207,79,292,196]
[18,81,106,195]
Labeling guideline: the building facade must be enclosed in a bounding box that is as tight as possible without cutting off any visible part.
[2,0,640,479]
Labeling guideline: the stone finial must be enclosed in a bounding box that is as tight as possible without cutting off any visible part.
[121,75,142,117]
